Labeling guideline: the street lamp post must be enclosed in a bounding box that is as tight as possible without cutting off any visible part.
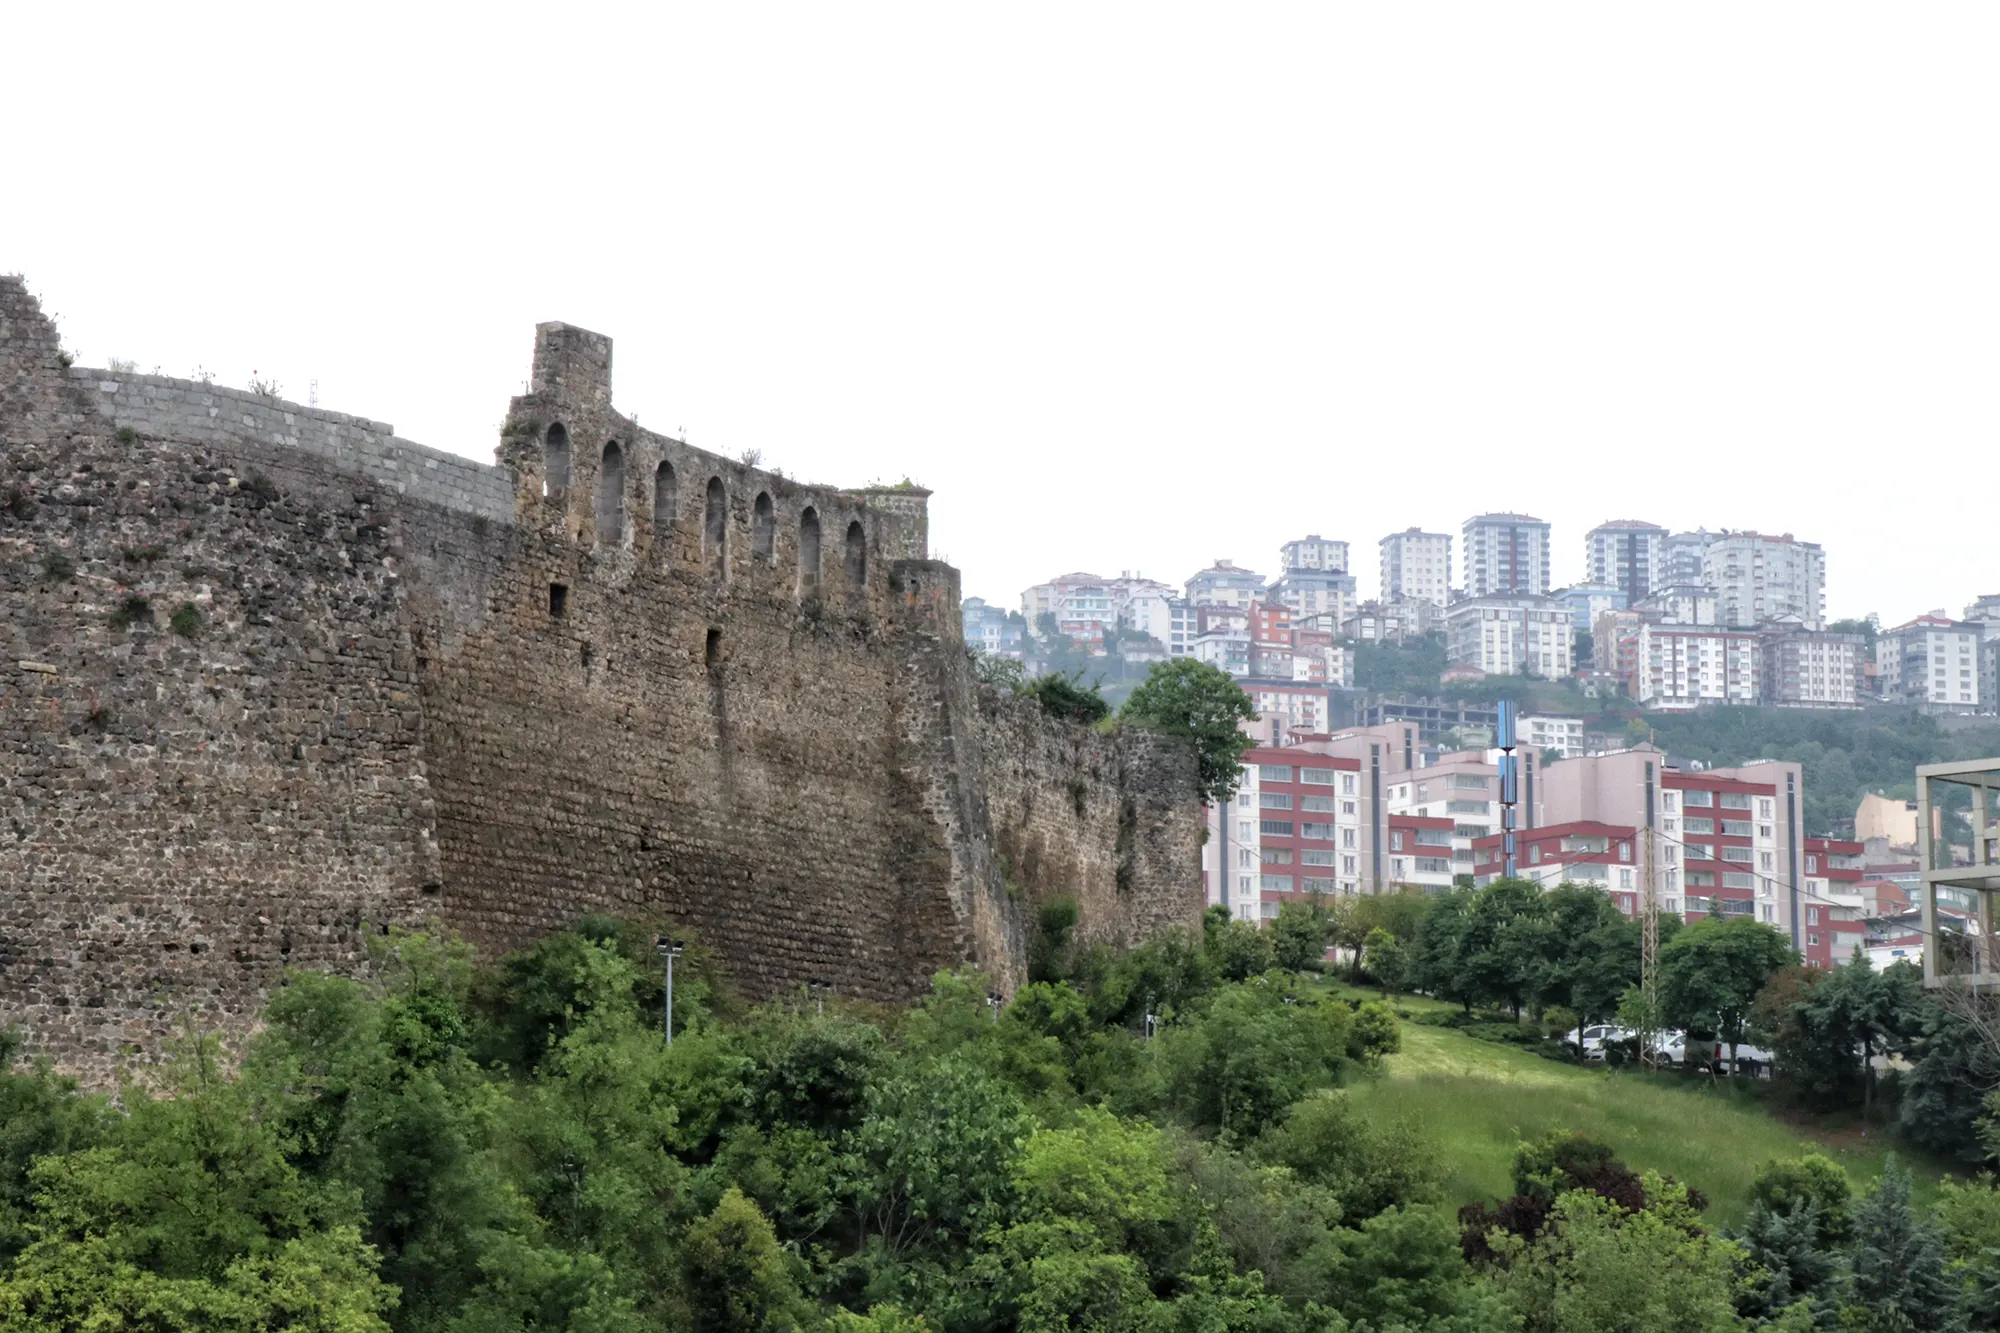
[655,935,685,1043]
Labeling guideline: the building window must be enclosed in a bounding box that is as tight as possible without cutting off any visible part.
[1808,907,1819,925]
[1260,793,1293,810]
[1259,820,1294,836]
[1260,765,1294,782]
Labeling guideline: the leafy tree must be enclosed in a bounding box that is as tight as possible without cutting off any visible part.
[1257,1092,1440,1222]
[1749,1154,1854,1247]
[1458,879,1552,1019]
[678,1188,813,1333]
[1269,897,1334,974]
[1362,927,1408,998]
[1310,1204,1516,1333]
[1158,979,1353,1137]
[1900,995,2000,1163]
[1659,917,1798,1073]
[0,1033,105,1264]
[1843,1161,1963,1332]
[1118,659,1257,805]
[1535,886,1641,1049]
[1204,908,1277,982]
[0,1034,395,1332]
[1780,955,1923,1116]
[1027,669,1111,726]
[1411,887,1481,1013]
[1489,1174,1742,1333]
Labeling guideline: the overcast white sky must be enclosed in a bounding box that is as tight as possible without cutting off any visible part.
[10,5,1994,624]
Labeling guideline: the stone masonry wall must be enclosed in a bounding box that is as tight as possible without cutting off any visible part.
[0,277,1204,1082]
[73,370,514,521]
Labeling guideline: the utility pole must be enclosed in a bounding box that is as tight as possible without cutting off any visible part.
[1641,824,1660,1070]
[655,935,685,1043]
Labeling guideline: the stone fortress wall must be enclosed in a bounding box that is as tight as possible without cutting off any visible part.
[0,276,1202,1083]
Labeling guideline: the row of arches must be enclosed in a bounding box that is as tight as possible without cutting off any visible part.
[544,423,866,592]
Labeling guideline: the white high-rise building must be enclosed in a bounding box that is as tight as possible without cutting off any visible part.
[1662,530,1717,588]
[1280,535,1349,574]
[1378,528,1452,607]
[1444,595,1574,677]
[1879,614,1983,713]
[1185,560,1266,609]
[1462,514,1552,598]
[1585,520,1668,600]
[1633,624,1763,710]
[1703,532,1825,630]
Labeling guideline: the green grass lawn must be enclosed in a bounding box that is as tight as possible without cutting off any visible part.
[1321,982,1954,1225]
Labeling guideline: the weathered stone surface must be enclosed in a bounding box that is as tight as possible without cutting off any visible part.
[0,278,1203,1085]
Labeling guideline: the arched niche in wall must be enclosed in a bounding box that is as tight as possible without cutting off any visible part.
[798,507,821,596]
[704,476,728,579]
[597,441,625,544]
[844,519,867,589]
[543,422,571,496]
[654,460,678,541]
[753,492,776,563]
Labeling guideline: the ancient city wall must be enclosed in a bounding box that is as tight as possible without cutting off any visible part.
[0,275,1202,1082]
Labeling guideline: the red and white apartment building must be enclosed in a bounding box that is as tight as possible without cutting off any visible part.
[1205,746,1365,921]
[1473,822,1642,908]
[1801,837,1869,968]
[1207,734,1826,958]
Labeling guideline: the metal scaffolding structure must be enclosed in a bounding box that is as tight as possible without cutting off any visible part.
[1918,757,2000,992]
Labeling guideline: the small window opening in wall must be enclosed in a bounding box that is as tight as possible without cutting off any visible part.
[548,582,568,617]
[705,627,722,667]
[543,423,570,496]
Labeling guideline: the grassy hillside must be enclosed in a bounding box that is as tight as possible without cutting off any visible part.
[1330,985,1952,1225]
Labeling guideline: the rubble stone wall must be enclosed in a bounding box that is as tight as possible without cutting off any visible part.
[0,277,1202,1083]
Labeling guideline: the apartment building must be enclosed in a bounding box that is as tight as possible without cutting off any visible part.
[1555,583,1626,636]
[1379,528,1453,607]
[1703,532,1826,630]
[1342,597,1439,644]
[1185,560,1267,608]
[1523,714,1587,758]
[1801,837,1866,969]
[960,597,1023,655]
[1444,595,1575,677]
[1270,567,1358,627]
[1386,753,1501,881]
[1462,513,1552,598]
[1663,530,1718,588]
[1473,822,1642,908]
[1761,622,1864,709]
[1280,535,1349,574]
[1635,584,1717,626]
[1585,520,1668,600]
[1386,816,1457,890]
[1204,747,1365,919]
[1878,614,1984,713]
[1541,747,1804,939]
[1630,623,1763,709]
